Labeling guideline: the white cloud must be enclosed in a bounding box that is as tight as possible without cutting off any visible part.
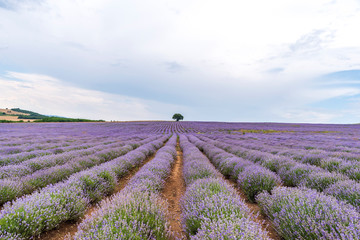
[280,109,339,123]
[1,0,360,123]
[0,71,187,120]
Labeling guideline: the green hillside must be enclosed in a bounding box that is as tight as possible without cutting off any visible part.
[11,108,47,119]
[0,108,105,123]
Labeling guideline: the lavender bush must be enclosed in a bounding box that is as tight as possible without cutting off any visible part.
[300,171,349,192]
[257,186,360,239]
[231,160,253,180]
[237,165,281,202]
[0,183,89,239]
[70,168,117,203]
[0,231,23,240]
[74,191,171,240]
[0,179,24,204]
[319,157,342,172]
[324,180,360,212]
[181,178,252,236]
[277,163,324,187]
[192,217,271,240]
[338,162,360,181]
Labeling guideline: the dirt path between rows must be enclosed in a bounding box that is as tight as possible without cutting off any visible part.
[37,154,157,240]
[162,140,186,240]
[196,148,281,240]
[226,180,282,240]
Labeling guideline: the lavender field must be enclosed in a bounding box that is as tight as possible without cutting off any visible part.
[1,121,360,239]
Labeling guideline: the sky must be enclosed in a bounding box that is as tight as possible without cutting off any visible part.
[1,0,360,123]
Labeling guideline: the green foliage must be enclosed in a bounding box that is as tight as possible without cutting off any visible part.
[75,170,117,203]
[0,184,23,204]
[0,120,21,123]
[172,113,184,121]
[34,117,104,122]
[11,108,46,119]
[237,167,281,202]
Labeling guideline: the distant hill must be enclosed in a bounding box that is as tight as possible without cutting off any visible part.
[0,108,35,122]
[0,108,104,123]
[11,108,47,119]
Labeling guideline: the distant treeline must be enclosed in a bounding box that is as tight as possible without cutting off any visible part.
[34,117,105,122]
[0,120,19,123]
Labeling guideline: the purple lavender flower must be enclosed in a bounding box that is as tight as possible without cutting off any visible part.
[192,217,271,240]
[74,191,171,240]
[300,171,349,192]
[238,165,282,202]
[257,186,360,239]
[180,178,262,237]
[324,180,360,212]
[0,179,24,204]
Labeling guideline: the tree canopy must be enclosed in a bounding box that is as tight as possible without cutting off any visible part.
[172,113,184,121]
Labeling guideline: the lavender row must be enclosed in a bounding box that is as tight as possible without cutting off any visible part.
[203,136,353,190]
[198,135,346,190]
[0,137,114,166]
[252,150,360,212]
[196,137,360,238]
[151,122,196,134]
[0,144,115,179]
[0,142,138,204]
[73,135,177,239]
[204,124,360,152]
[0,136,168,239]
[0,135,116,156]
[198,136,360,212]
[0,135,156,180]
[233,136,360,179]
[188,135,281,202]
[0,134,144,168]
[257,186,360,239]
[210,134,360,171]
[0,138,79,155]
[179,135,270,239]
[212,133,360,156]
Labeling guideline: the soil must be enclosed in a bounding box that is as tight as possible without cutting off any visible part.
[226,180,282,240]
[37,154,157,240]
[162,140,186,240]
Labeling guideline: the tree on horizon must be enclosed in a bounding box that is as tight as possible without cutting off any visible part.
[172,113,184,121]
